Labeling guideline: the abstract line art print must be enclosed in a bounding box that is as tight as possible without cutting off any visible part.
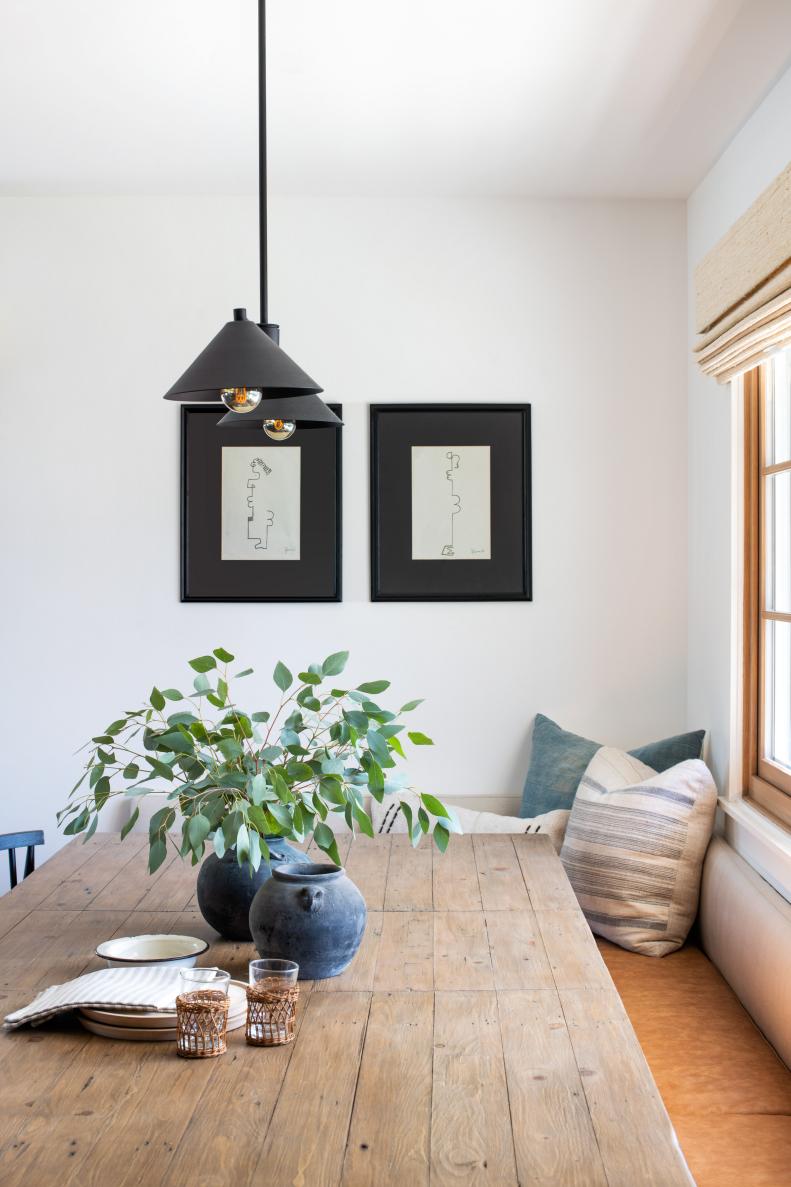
[220,446,301,561]
[410,445,491,560]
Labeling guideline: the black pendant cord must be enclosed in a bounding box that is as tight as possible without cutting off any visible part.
[258,0,268,327]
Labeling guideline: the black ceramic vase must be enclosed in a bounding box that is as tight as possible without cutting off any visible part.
[196,837,310,941]
[248,862,367,979]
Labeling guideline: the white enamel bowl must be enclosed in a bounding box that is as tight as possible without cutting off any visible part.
[95,934,209,968]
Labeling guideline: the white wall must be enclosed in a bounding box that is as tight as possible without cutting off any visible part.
[0,194,687,871]
[687,63,791,791]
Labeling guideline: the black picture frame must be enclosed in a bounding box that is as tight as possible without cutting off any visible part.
[181,404,342,602]
[370,403,531,602]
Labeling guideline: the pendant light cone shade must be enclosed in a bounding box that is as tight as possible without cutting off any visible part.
[163,309,322,402]
[217,393,342,429]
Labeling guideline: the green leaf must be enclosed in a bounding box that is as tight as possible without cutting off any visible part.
[322,650,349,677]
[313,821,342,865]
[96,747,115,765]
[287,762,314,783]
[105,719,127,735]
[344,709,369,732]
[120,806,140,840]
[273,661,293,692]
[433,822,450,853]
[249,772,268,806]
[318,777,345,806]
[400,699,424,712]
[146,757,175,781]
[213,647,235,663]
[148,837,168,874]
[298,671,322,685]
[408,731,434,746]
[247,803,270,833]
[69,770,88,796]
[92,735,114,745]
[193,673,211,694]
[213,829,226,859]
[366,729,392,766]
[150,687,166,711]
[156,730,195,755]
[149,806,175,837]
[420,792,451,818]
[377,723,404,738]
[268,802,293,832]
[64,807,90,836]
[400,800,422,847]
[270,770,294,803]
[89,763,105,789]
[352,802,375,838]
[188,814,211,852]
[83,814,99,842]
[94,776,111,810]
[234,713,254,738]
[217,737,244,761]
[162,688,184,701]
[167,711,198,727]
[361,754,384,798]
[388,735,406,759]
[248,831,262,873]
[235,668,254,678]
[189,655,217,673]
[222,810,244,847]
[357,680,390,694]
[251,711,270,723]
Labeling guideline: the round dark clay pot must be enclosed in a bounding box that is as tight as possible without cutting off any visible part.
[248,862,367,979]
[196,837,310,941]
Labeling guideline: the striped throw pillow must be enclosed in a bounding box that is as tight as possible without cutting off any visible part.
[560,748,717,956]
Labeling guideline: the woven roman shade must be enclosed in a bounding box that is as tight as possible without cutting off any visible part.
[694,160,791,382]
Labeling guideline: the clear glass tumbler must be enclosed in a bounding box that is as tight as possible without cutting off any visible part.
[247,958,299,1046]
[178,966,231,997]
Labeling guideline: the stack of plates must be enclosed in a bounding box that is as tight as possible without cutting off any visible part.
[77,979,248,1041]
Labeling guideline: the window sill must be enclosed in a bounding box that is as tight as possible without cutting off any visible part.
[718,796,791,905]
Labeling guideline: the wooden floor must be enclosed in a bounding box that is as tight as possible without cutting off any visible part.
[0,831,696,1186]
[599,939,791,1187]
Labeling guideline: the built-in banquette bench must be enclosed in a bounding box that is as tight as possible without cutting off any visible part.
[598,837,791,1187]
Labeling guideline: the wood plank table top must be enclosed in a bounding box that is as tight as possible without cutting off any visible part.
[0,832,694,1186]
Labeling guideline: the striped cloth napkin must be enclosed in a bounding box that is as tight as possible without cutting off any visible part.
[4,966,185,1029]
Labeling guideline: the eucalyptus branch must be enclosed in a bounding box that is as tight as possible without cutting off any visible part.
[61,648,449,873]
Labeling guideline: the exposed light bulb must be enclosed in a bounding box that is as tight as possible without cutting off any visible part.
[263,418,296,441]
[220,386,262,414]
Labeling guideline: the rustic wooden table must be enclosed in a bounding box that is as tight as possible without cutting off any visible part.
[0,831,694,1186]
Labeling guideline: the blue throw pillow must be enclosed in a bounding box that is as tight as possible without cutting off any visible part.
[520,714,705,817]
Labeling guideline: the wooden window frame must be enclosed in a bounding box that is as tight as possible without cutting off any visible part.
[743,363,791,827]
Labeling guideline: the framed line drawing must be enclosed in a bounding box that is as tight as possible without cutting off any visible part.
[181,404,342,602]
[370,404,531,601]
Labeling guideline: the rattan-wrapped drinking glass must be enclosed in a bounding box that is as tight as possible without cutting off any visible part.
[176,989,229,1058]
[246,980,299,1046]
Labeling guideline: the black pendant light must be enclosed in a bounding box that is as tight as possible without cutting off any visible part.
[163,0,341,438]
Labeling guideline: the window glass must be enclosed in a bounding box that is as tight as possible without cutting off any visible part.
[767,348,791,466]
[765,618,791,772]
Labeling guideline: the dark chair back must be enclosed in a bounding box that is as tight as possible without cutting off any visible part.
[0,831,45,889]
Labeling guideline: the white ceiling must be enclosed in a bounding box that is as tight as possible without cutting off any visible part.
[2,0,791,198]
